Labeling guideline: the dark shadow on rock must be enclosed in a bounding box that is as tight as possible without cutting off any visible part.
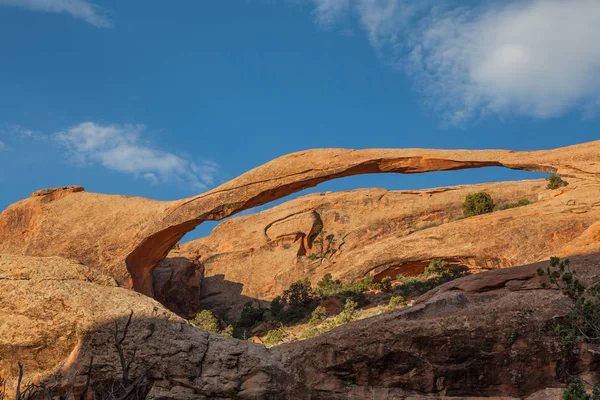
[7,254,600,399]
[200,274,269,323]
[153,256,203,319]
[32,315,290,400]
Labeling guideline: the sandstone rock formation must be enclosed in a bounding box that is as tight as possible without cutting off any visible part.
[2,253,599,399]
[1,141,599,303]
[179,177,600,319]
[152,251,203,318]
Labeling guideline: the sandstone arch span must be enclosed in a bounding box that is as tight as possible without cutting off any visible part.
[1,141,599,297]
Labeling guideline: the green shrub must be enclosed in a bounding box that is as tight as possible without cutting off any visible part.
[424,260,448,275]
[562,381,600,399]
[335,299,358,324]
[278,306,310,323]
[263,328,285,346]
[318,273,335,288]
[309,306,327,324]
[316,273,341,297]
[396,265,471,298]
[269,296,284,320]
[190,310,234,336]
[463,192,494,217]
[283,278,313,308]
[237,301,264,328]
[299,319,337,339]
[537,257,600,347]
[190,310,220,333]
[387,295,408,311]
[381,276,393,292]
[538,257,600,398]
[315,274,376,306]
[220,325,234,337]
[341,289,369,307]
[396,275,436,297]
[494,198,532,211]
[547,175,568,190]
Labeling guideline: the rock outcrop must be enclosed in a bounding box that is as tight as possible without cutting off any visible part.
[2,253,599,399]
[178,178,600,319]
[1,141,599,302]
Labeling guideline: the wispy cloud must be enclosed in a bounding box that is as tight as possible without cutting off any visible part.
[0,140,7,151]
[0,0,112,28]
[54,122,218,190]
[4,125,44,139]
[308,0,600,124]
[312,0,350,27]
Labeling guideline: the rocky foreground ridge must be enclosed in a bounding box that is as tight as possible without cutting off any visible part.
[2,253,600,399]
[1,141,600,398]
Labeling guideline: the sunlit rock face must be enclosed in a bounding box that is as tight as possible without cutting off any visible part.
[1,141,599,302]
[179,177,600,319]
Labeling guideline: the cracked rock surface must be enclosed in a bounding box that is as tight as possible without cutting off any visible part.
[2,253,599,399]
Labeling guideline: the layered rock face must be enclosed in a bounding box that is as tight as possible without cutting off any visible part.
[2,141,600,399]
[1,141,599,301]
[2,253,599,399]
[179,178,600,319]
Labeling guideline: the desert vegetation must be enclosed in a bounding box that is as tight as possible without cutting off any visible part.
[463,191,495,217]
[186,259,472,345]
[547,174,569,190]
[396,192,534,239]
[538,257,600,398]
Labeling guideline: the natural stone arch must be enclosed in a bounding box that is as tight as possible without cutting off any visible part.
[1,141,599,297]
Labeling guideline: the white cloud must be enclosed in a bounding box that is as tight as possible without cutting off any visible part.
[308,0,600,124]
[7,125,44,139]
[312,0,350,27]
[0,0,112,28]
[55,122,218,190]
[0,140,6,151]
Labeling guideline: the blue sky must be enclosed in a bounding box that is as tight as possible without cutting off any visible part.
[1,0,599,240]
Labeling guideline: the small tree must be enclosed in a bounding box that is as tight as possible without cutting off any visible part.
[238,301,264,328]
[537,257,600,397]
[269,296,284,320]
[463,192,494,218]
[283,278,313,309]
[381,276,393,292]
[263,328,285,346]
[424,260,448,275]
[191,309,234,336]
[563,383,600,400]
[547,175,569,190]
[386,295,408,311]
[309,306,327,324]
[190,310,220,333]
[335,300,358,324]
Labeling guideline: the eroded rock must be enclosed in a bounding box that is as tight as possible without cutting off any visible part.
[1,141,599,302]
[178,178,600,319]
[2,253,599,399]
